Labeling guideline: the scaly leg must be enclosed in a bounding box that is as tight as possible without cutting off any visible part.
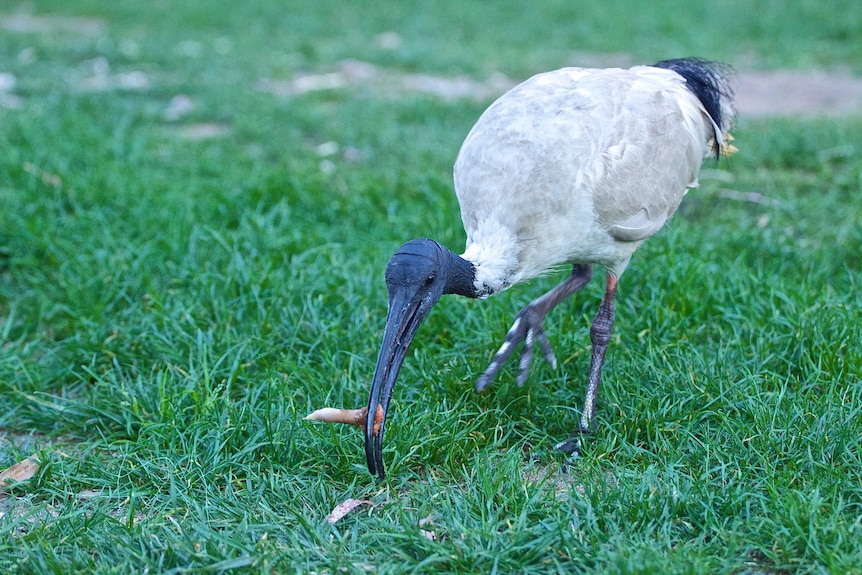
[555,273,618,454]
[475,264,593,391]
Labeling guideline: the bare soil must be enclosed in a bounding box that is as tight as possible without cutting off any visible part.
[2,10,862,118]
[734,70,862,117]
[259,60,862,119]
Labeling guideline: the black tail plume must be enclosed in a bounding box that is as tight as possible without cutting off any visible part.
[654,58,735,157]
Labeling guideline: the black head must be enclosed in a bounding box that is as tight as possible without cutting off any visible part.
[385,238,477,297]
[385,238,448,297]
[365,239,476,479]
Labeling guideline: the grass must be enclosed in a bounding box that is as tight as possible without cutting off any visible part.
[1,0,861,573]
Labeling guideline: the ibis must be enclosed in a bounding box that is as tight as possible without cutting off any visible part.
[363,58,735,479]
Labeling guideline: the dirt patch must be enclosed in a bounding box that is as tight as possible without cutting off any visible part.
[1,11,103,36]
[260,59,862,118]
[257,59,513,102]
[74,57,151,92]
[3,11,860,120]
[735,70,862,117]
[166,123,231,140]
[0,72,23,109]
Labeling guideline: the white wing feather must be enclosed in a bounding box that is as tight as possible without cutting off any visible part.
[454,65,714,287]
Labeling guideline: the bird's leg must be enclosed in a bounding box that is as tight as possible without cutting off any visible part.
[476,264,593,391]
[555,273,618,454]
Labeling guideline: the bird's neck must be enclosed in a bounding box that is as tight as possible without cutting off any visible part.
[441,248,481,299]
[460,226,522,298]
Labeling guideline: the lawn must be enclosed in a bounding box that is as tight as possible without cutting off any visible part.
[1,0,861,573]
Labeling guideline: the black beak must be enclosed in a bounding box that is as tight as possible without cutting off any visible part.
[365,286,438,479]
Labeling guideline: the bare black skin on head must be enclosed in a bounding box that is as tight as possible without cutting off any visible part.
[365,239,477,479]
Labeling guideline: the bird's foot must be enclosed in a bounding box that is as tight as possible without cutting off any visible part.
[523,437,587,476]
[475,303,557,391]
[553,428,593,456]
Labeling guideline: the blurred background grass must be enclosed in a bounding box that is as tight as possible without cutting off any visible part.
[1,1,861,573]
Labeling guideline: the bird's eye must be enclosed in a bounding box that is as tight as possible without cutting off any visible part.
[424,273,436,287]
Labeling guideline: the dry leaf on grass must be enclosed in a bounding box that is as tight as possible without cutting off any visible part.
[327,498,373,524]
[0,456,40,490]
[420,529,436,541]
[418,515,437,541]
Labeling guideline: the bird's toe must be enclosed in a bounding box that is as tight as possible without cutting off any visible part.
[536,329,557,370]
[553,438,582,455]
[554,428,593,456]
[477,300,563,390]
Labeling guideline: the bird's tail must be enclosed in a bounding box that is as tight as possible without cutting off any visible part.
[653,58,736,157]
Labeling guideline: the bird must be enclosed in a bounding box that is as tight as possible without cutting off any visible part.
[363,58,735,479]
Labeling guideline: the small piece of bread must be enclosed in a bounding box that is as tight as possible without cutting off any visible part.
[305,405,384,436]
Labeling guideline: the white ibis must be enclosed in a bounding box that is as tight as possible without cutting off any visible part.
[364,58,735,479]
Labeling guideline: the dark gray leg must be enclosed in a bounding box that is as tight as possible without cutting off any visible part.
[475,264,593,391]
[555,272,618,454]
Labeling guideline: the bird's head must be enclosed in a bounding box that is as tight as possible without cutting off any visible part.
[365,238,476,479]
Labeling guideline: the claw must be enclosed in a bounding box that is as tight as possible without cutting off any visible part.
[517,330,535,386]
[475,265,592,393]
[537,330,556,369]
[476,305,557,391]
[553,437,582,455]
[554,427,593,455]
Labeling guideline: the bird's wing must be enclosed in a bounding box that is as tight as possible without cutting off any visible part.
[453,66,713,281]
[590,69,710,243]
[607,208,668,242]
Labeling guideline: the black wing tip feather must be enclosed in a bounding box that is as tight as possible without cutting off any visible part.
[653,57,735,156]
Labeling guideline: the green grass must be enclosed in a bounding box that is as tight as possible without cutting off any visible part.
[1,0,861,573]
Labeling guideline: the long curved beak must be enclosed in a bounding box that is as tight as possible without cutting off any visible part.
[365,287,438,479]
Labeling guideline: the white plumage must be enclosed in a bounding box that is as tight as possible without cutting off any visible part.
[456,65,723,295]
[363,58,735,479]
